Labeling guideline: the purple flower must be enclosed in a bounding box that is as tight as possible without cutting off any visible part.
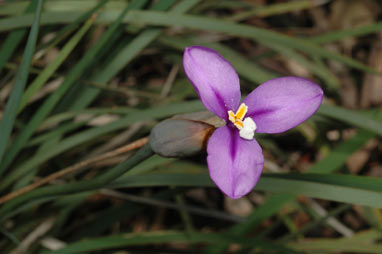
[183,46,324,199]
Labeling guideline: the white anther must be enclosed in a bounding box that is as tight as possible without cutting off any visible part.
[239,117,257,140]
[243,117,256,131]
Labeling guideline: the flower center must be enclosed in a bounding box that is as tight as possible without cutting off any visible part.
[228,103,257,140]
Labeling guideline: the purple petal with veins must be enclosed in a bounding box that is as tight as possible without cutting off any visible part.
[183,46,241,120]
[207,126,264,199]
[243,77,323,134]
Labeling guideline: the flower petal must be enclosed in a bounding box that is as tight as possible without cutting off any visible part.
[243,77,323,133]
[207,126,264,199]
[183,46,241,119]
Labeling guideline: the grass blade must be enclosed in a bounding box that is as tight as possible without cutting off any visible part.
[110,172,382,207]
[318,104,382,135]
[41,231,294,254]
[0,144,154,221]
[0,1,38,74]
[311,22,382,44]
[0,101,204,190]
[229,0,328,21]
[289,230,382,253]
[37,0,108,52]
[67,0,200,110]
[0,11,377,73]
[0,0,43,166]
[159,36,277,84]
[0,0,147,174]
[308,130,376,173]
[17,12,96,113]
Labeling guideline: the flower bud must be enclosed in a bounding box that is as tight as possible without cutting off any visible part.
[149,112,224,157]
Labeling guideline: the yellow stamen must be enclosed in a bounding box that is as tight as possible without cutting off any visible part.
[228,110,236,123]
[227,103,248,130]
[234,120,244,129]
[235,103,248,120]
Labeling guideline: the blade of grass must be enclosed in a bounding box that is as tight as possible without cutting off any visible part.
[51,25,130,113]
[0,10,377,73]
[38,106,135,129]
[205,193,296,254]
[125,155,176,176]
[0,0,43,165]
[272,173,382,192]
[66,190,172,238]
[48,192,92,237]
[228,0,329,21]
[43,0,127,13]
[110,172,382,207]
[266,42,340,89]
[36,0,108,52]
[17,12,96,113]
[31,106,135,136]
[101,189,244,223]
[0,2,29,16]
[0,0,126,16]
[0,143,154,222]
[3,8,380,44]
[278,204,351,242]
[68,28,166,110]
[162,35,339,89]
[26,122,86,148]
[121,11,378,73]
[318,104,382,135]
[0,0,147,175]
[288,230,382,253]
[41,231,295,254]
[308,130,376,174]
[67,0,200,110]
[159,36,278,84]
[0,101,204,190]
[55,0,187,111]
[311,22,382,44]
[0,1,38,75]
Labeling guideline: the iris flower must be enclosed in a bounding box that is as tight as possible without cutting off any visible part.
[183,46,324,199]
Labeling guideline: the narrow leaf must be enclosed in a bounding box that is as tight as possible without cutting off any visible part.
[0,0,43,166]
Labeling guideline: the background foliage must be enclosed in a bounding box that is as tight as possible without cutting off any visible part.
[0,0,381,253]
